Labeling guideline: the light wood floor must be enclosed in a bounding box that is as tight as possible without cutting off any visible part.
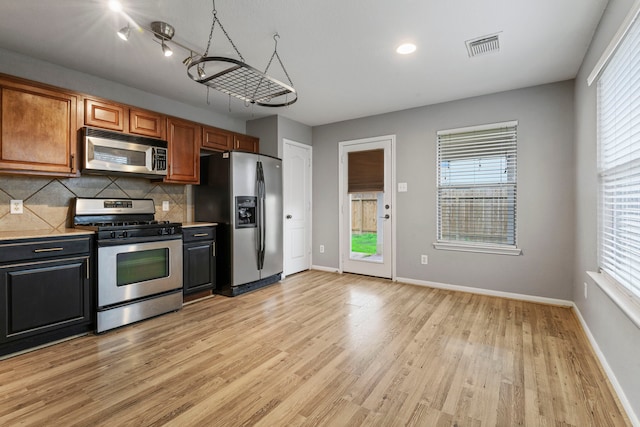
[0,270,631,426]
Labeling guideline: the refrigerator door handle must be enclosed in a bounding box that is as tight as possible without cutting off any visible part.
[257,161,266,270]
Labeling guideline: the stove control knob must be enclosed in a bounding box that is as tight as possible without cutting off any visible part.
[158,229,164,236]
[169,227,175,235]
[110,231,116,239]
[122,231,128,238]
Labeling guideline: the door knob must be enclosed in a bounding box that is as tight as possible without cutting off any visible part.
[286,214,292,219]
[379,214,390,219]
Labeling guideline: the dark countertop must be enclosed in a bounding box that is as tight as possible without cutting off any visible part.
[0,228,95,242]
[181,222,218,228]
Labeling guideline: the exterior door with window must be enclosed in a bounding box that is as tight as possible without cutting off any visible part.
[340,137,393,278]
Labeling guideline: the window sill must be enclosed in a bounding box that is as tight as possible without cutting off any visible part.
[587,271,640,329]
[433,242,522,256]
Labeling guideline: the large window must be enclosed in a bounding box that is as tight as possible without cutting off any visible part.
[435,121,519,255]
[597,12,640,299]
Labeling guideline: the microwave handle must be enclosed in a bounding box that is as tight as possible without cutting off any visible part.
[151,147,156,170]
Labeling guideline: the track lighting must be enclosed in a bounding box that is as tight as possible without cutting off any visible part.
[117,25,130,41]
[109,4,297,106]
[197,65,206,79]
[161,41,173,57]
[182,52,194,66]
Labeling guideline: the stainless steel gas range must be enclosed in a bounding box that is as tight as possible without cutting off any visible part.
[72,198,183,333]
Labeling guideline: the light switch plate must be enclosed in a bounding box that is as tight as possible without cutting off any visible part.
[398,182,408,192]
[162,201,170,211]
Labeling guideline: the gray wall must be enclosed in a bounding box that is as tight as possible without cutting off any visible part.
[0,47,245,132]
[574,0,640,420]
[247,115,279,157]
[247,115,313,158]
[312,81,575,300]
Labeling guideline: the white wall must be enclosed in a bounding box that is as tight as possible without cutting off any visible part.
[573,0,640,422]
[312,81,575,300]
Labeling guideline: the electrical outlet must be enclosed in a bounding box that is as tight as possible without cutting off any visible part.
[10,200,23,214]
[319,245,325,253]
[421,255,428,265]
[162,201,170,211]
[584,282,588,299]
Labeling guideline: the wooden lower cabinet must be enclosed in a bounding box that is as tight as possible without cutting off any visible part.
[0,76,78,176]
[166,117,200,184]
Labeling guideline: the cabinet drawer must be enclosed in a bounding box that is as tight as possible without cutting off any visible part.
[0,237,91,264]
[183,226,215,243]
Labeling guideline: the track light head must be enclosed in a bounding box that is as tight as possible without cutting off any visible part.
[162,41,173,57]
[197,65,206,79]
[117,25,130,41]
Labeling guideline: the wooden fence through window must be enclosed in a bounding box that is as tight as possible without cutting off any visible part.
[351,193,377,233]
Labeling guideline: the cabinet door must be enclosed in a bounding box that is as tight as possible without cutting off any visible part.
[0,81,78,175]
[166,117,200,183]
[234,133,259,153]
[0,257,91,343]
[183,241,216,294]
[202,126,233,151]
[84,98,125,131]
[130,108,166,139]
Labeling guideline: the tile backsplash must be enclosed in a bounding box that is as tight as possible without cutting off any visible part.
[0,175,188,232]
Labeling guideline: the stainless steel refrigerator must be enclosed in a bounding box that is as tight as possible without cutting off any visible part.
[194,151,283,296]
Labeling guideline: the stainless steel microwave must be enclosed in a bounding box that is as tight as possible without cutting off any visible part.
[82,127,168,178]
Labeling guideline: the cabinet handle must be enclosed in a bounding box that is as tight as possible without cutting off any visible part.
[193,233,209,237]
[86,257,90,279]
[33,247,64,253]
[70,154,75,172]
[212,241,215,257]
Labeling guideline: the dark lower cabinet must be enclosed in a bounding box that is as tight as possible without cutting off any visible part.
[0,235,93,357]
[183,226,216,296]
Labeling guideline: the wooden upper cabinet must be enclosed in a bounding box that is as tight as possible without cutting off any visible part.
[166,117,200,184]
[233,133,259,153]
[202,126,233,151]
[0,77,78,176]
[130,108,166,139]
[84,98,124,132]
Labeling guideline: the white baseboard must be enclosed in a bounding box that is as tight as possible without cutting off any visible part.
[395,276,573,307]
[572,305,640,427]
[311,265,341,273]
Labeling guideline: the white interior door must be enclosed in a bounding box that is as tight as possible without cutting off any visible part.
[283,139,312,276]
[340,136,394,279]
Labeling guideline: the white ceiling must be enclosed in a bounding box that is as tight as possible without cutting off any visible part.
[0,0,608,127]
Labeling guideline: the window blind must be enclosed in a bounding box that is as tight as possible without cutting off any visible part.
[597,11,640,298]
[437,122,517,247]
[348,149,384,193]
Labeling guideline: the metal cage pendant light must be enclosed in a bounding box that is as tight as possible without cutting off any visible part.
[186,0,298,107]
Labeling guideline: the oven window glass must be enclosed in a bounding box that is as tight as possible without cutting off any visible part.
[117,248,169,286]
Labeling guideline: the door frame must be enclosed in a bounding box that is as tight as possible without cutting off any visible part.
[282,138,313,278]
[338,135,396,280]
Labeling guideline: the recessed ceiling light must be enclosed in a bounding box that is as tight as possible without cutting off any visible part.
[396,43,417,55]
[109,0,123,13]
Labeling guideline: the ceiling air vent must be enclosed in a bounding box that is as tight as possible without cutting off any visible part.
[465,34,500,57]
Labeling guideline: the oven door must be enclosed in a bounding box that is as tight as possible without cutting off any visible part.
[97,238,182,307]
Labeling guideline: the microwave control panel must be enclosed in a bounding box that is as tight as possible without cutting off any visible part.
[154,148,167,171]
